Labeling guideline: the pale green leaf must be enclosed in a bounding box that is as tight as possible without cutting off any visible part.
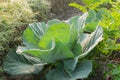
[64,58,79,71]
[46,60,92,80]
[71,60,92,79]
[78,26,103,59]
[23,22,47,49]
[3,50,46,75]
[66,13,88,34]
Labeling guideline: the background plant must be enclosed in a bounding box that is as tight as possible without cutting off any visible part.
[69,0,120,55]
[28,0,51,21]
[0,0,35,53]
[0,0,52,53]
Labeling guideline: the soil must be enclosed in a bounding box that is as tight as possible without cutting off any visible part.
[48,0,83,20]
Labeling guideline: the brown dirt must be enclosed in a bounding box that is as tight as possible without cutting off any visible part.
[48,0,83,20]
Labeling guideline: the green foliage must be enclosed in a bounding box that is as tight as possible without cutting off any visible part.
[112,66,120,74]
[69,0,120,55]
[3,13,103,80]
[112,66,120,80]
[105,64,120,80]
[0,0,35,52]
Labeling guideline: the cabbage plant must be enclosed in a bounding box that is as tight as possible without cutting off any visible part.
[3,13,103,80]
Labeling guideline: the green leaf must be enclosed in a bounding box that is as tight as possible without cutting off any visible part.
[69,3,87,12]
[70,60,92,79]
[96,8,112,20]
[85,21,99,32]
[72,43,83,56]
[64,43,82,71]
[46,65,70,80]
[17,39,74,63]
[23,19,61,49]
[86,10,97,23]
[40,39,74,62]
[66,16,79,31]
[17,22,75,63]
[3,50,46,75]
[23,22,47,49]
[16,39,55,62]
[47,19,61,28]
[63,25,101,71]
[46,60,92,80]
[112,66,120,75]
[66,13,88,34]
[65,26,78,50]
[78,26,103,59]
[38,22,71,49]
[64,58,79,71]
[114,76,120,80]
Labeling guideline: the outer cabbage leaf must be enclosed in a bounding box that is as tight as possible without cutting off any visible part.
[46,60,92,80]
[23,22,47,49]
[66,12,88,34]
[70,60,92,80]
[63,57,79,72]
[3,50,47,75]
[78,26,103,59]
